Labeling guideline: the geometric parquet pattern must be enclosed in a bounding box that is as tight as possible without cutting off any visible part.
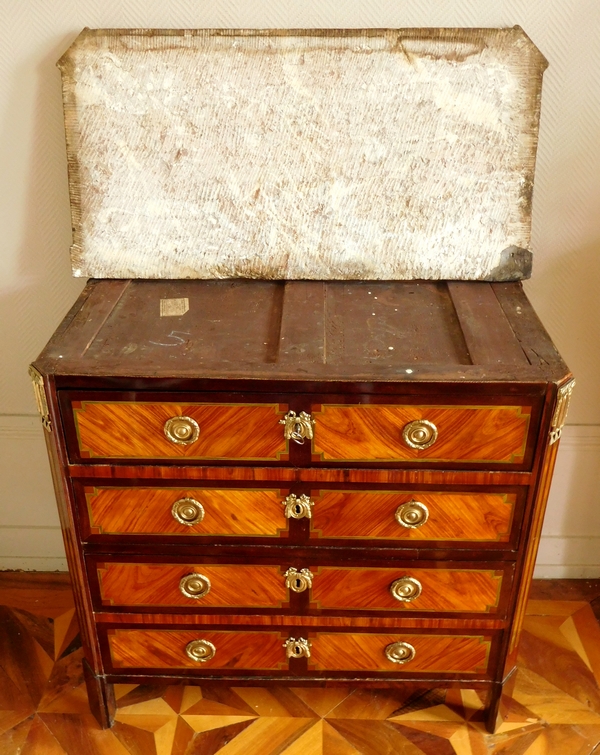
[2,574,600,755]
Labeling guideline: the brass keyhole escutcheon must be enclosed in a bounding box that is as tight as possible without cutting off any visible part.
[279,411,315,445]
[395,500,429,529]
[283,494,314,520]
[179,573,211,599]
[283,637,311,659]
[172,498,205,526]
[385,641,416,665]
[284,567,314,593]
[390,576,422,602]
[164,416,200,445]
[402,420,438,450]
[185,639,216,662]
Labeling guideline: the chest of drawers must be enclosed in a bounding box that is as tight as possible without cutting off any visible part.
[31,278,572,732]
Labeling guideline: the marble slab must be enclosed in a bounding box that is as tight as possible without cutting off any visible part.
[58,28,547,280]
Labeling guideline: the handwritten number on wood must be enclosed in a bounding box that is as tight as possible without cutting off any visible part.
[149,331,191,347]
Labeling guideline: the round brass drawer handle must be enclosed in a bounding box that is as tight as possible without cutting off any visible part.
[172,498,205,526]
[185,639,216,663]
[395,500,429,529]
[283,637,312,659]
[179,572,211,599]
[284,567,314,593]
[402,420,438,450]
[164,416,200,445]
[390,576,422,602]
[385,641,416,665]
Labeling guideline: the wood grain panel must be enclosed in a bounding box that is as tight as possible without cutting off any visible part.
[96,563,287,609]
[95,612,506,630]
[85,487,288,537]
[504,391,564,675]
[108,629,286,670]
[69,464,532,486]
[309,633,491,673]
[312,490,515,542]
[447,282,527,365]
[311,568,503,613]
[312,404,531,463]
[72,401,288,460]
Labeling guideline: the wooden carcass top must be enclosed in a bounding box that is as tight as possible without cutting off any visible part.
[33,280,569,388]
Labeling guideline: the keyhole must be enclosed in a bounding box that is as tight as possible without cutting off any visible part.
[293,646,302,656]
[295,579,302,589]
[294,504,302,515]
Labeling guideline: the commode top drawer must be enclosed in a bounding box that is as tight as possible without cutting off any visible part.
[61,394,290,462]
[60,390,542,468]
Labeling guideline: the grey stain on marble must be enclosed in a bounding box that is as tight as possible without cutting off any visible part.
[58,27,547,281]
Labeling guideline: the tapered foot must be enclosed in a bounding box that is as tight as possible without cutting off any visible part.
[485,668,517,733]
[485,682,503,733]
[82,657,115,728]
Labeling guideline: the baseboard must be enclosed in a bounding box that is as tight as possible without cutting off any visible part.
[0,557,68,571]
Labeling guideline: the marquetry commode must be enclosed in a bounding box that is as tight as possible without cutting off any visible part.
[31,278,572,731]
[34,26,569,732]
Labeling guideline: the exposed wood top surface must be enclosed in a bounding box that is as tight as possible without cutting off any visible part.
[34,280,570,385]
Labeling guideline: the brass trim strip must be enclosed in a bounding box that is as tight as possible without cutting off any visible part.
[549,379,575,445]
[28,365,52,432]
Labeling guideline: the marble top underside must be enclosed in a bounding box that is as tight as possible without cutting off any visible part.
[58,28,547,280]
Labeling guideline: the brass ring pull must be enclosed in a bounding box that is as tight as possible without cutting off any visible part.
[390,576,422,602]
[283,494,314,520]
[279,411,315,445]
[284,567,314,593]
[185,639,216,662]
[283,637,311,659]
[395,500,429,529]
[172,498,205,526]
[402,420,438,450]
[164,416,200,445]
[179,572,211,599]
[385,641,416,665]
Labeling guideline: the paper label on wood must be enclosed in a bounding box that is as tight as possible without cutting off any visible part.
[58,28,547,281]
[159,298,189,317]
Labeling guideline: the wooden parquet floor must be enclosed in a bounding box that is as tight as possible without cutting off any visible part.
[1,574,600,755]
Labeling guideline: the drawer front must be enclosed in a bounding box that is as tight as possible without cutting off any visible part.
[70,401,288,460]
[312,404,531,464]
[311,490,517,544]
[94,561,509,616]
[96,563,288,609]
[105,626,492,677]
[108,629,287,670]
[83,486,288,539]
[311,567,505,614]
[309,632,491,674]
[80,485,517,547]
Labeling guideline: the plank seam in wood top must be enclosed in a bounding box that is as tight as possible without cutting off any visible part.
[80,280,132,357]
[265,281,285,364]
[489,283,533,367]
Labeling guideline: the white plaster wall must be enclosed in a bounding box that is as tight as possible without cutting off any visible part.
[0,0,598,575]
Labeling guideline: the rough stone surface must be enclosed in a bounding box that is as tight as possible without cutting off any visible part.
[58,28,547,280]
